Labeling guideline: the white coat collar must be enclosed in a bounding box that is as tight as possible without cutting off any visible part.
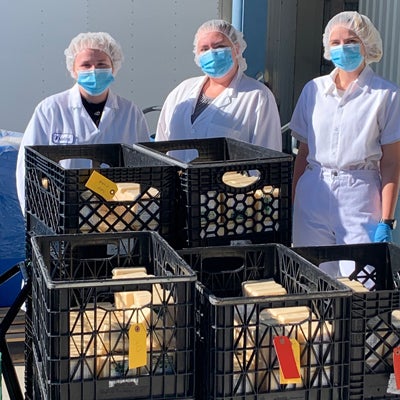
[69,83,119,109]
[190,69,243,99]
[225,69,242,97]
[325,65,374,96]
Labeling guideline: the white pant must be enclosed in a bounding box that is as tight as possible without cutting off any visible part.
[293,165,381,277]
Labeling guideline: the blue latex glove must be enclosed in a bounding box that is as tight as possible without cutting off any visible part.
[373,222,393,242]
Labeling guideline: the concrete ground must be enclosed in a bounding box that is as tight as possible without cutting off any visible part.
[0,306,26,400]
[1,364,24,400]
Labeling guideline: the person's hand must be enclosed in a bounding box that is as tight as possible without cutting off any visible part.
[373,222,393,242]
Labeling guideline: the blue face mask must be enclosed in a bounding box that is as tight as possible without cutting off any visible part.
[198,47,234,78]
[77,68,115,96]
[330,44,364,72]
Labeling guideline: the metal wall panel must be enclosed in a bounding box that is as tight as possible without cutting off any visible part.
[0,0,220,133]
[265,0,298,126]
[265,0,326,126]
[359,0,400,85]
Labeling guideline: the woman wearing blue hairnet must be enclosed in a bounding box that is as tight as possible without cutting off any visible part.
[290,11,400,277]
[16,32,150,214]
[155,19,282,160]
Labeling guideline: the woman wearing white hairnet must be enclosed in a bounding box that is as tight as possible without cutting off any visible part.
[16,32,150,214]
[155,19,282,160]
[290,11,400,277]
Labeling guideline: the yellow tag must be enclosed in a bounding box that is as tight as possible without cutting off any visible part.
[85,170,118,201]
[279,338,302,384]
[129,323,147,369]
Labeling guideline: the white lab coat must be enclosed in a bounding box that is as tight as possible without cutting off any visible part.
[156,70,282,160]
[16,84,150,213]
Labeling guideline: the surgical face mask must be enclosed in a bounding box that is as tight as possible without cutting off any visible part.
[198,47,234,78]
[330,43,364,72]
[77,68,114,96]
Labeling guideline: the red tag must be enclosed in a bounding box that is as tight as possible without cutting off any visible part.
[393,346,400,389]
[273,336,301,380]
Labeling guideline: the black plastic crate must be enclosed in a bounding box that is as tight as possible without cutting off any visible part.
[292,243,400,400]
[30,231,196,400]
[134,138,293,248]
[25,144,178,247]
[179,244,352,400]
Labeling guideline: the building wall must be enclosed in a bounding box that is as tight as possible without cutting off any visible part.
[265,0,354,129]
[0,0,221,133]
[359,0,400,85]
[263,0,336,152]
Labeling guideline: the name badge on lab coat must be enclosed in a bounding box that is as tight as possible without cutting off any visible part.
[52,132,75,144]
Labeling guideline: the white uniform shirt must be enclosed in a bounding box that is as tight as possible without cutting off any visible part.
[290,66,400,170]
[16,84,150,212]
[156,70,282,153]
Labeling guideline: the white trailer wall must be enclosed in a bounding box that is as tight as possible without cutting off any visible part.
[0,0,223,133]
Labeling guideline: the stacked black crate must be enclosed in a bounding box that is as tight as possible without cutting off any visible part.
[292,243,400,400]
[179,244,352,399]
[23,143,197,399]
[30,231,196,399]
[132,138,354,399]
[134,137,293,249]
[25,144,178,246]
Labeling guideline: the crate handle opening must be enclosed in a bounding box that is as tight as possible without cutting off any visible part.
[166,148,199,163]
[200,256,244,274]
[58,157,107,168]
[222,170,260,189]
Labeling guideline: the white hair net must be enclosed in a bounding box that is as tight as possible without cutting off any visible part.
[323,11,382,64]
[193,19,247,72]
[64,32,124,77]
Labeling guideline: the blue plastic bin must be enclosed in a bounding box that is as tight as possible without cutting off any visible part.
[0,131,25,307]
